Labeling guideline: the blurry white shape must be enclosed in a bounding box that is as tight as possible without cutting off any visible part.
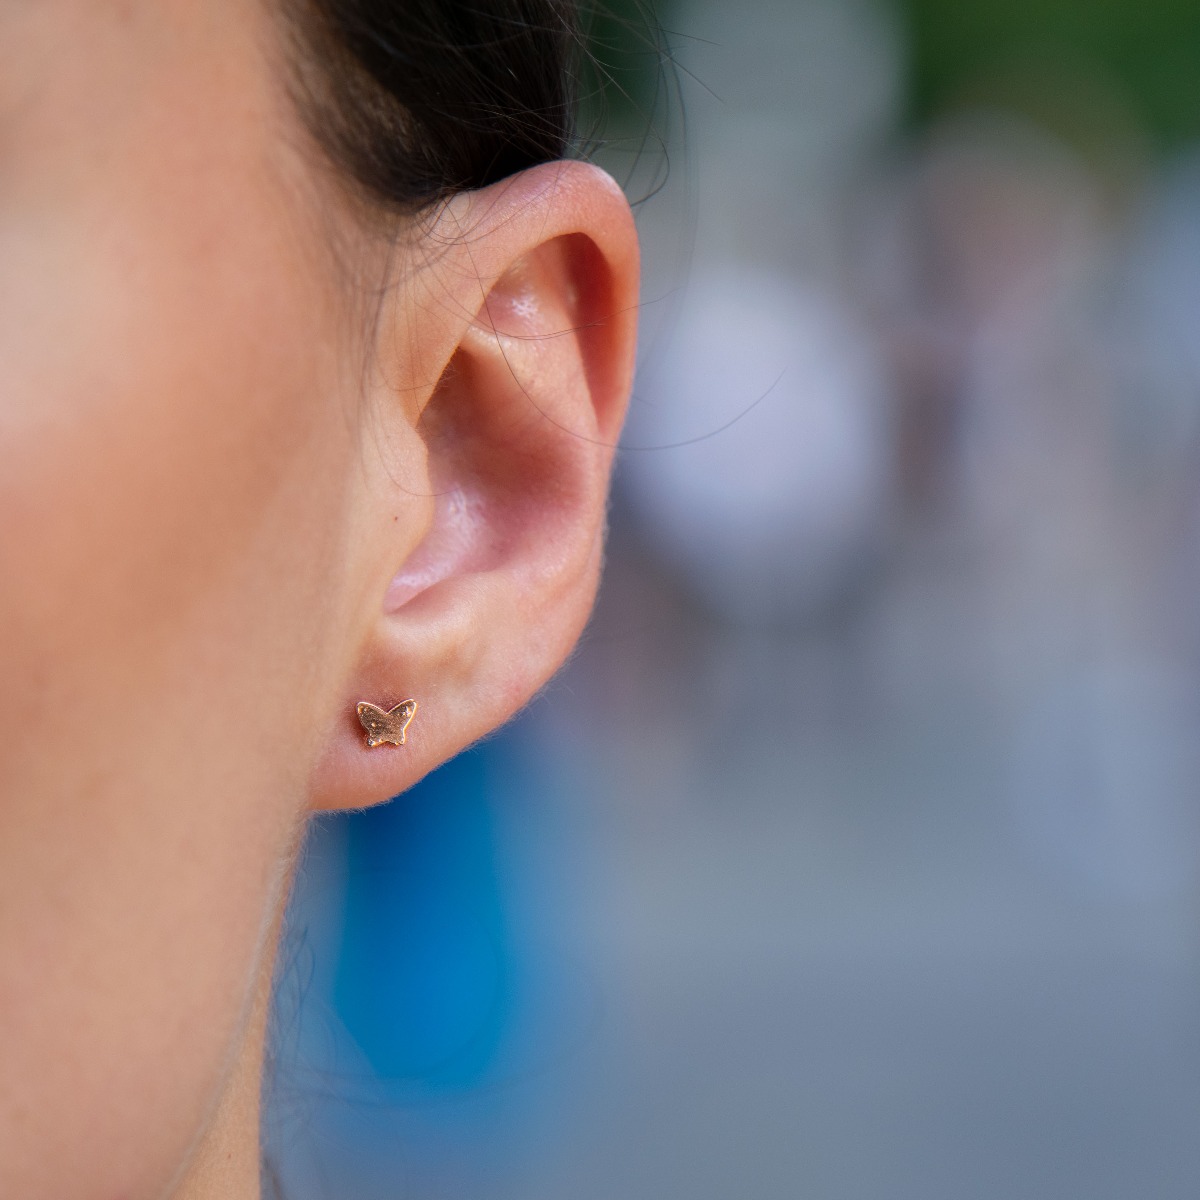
[1121,148,1200,460]
[621,265,892,625]
[678,0,903,158]
[645,0,905,278]
[1008,660,1200,902]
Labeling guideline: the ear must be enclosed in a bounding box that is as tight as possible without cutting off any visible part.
[310,161,639,810]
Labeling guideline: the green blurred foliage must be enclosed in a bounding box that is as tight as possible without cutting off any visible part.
[577,0,668,140]
[581,0,1200,173]
[899,0,1200,148]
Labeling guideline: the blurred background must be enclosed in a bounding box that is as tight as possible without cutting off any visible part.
[266,2,1200,1196]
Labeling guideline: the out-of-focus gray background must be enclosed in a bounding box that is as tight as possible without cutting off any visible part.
[267,2,1200,1196]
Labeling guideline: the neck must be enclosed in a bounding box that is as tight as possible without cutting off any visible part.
[170,932,277,1200]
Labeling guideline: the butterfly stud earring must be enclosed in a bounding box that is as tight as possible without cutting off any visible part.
[356,698,418,748]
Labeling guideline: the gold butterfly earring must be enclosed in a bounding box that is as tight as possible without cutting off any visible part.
[356,698,418,748]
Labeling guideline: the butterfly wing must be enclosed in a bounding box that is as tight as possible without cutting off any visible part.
[356,701,393,746]
[387,699,418,743]
[357,698,418,746]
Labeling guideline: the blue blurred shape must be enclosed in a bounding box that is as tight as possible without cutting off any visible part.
[332,746,512,1090]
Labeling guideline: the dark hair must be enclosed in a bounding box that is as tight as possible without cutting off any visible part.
[284,0,583,216]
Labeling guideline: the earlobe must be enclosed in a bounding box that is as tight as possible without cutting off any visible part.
[309,161,639,812]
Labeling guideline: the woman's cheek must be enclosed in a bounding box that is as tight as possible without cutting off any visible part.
[0,20,355,1198]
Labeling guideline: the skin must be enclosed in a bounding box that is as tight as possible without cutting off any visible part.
[0,3,639,1198]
